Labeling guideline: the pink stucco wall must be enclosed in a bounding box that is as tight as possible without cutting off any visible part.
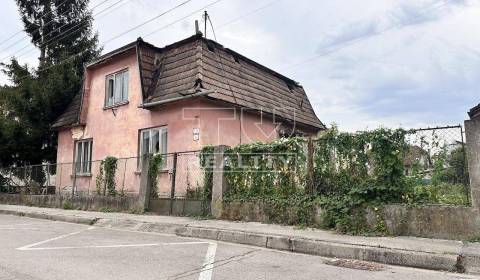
[56,50,282,195]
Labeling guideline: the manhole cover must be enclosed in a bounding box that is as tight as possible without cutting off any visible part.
[325,258,385,271]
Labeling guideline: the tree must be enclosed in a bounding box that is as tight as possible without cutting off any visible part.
[15,0,100,72]
[0,0,101,167]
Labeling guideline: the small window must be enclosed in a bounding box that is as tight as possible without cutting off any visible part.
[139,126,168,167]
[105,69,129,107]
[75,139,92,174]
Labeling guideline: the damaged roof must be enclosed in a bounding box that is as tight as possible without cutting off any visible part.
[51,93,82,129]
[469,103,480,119]
[53,34,325,130]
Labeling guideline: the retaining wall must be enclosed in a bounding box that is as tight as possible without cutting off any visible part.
[221,201,480,240]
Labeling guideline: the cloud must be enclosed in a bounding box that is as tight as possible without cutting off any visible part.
[315,0,466,55]
[1,0,479,132]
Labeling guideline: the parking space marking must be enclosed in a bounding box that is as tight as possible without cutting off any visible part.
[0,227,40,230]
[198,242,217,280]
[16,229,89,251]
[18,241,210,251]
[13,223,219,280]
[0,223,44,227]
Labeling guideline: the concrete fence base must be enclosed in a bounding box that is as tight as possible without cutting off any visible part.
[0,193,140,213]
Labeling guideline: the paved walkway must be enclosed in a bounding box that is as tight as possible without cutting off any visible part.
[0,204,479,274]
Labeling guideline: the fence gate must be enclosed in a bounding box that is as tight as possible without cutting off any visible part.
[148,151,210,216]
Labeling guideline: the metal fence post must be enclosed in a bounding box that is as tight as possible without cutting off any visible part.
[306,137,315,195]
[170,153,178,215]
[46,164,51,195]
[72,163,77,198]
[211,145,229,218]
[460,125,471,204]
[58,164,62,196]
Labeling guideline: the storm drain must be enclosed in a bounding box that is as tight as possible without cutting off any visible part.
[325,258,385,271]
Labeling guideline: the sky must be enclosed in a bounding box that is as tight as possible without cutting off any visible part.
[0,0,479,131]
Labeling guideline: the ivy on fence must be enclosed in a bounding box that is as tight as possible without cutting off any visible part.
[222,128,412,234]
[148,153,164,198]
[314,127,409,233]
[95,156,118,196]
[224,137,306,199]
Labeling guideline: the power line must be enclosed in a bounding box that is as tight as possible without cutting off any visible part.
[1,0,125,63]
[282,0,455,71]
[207,11,241,143]
[0,0,71,47]
[0,0,110,55]
[143,0,224,39]
[216,0,281,30]
[102,0,194,45]
[9,0,199,83]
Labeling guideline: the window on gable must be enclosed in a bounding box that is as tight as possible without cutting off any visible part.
[75,139,92,174]
[139,126,168,168]
[105,69,129,107]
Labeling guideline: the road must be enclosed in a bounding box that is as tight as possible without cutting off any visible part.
[0,214,477,280]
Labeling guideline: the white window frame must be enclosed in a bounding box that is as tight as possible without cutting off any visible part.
[75,139,93,175]
[140,126,168,156]
[105,69,129,107]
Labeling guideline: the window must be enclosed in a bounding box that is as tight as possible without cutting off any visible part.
[75,139,92,174]
[140,126,167,157]
[105,69,129,107]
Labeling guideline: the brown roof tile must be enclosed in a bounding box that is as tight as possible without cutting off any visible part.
[145,35,325,130]
[53,35,325,130]
[51,93,82,129]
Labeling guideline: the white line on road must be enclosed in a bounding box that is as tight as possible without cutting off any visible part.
[16,228,91,251]
[0,227,40,230]
[0,223,44,227]
[17,240,209,251]
[198,242,218,280]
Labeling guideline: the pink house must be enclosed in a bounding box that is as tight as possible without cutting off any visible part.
[52,33,324,196]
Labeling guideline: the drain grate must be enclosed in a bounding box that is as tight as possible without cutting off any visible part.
[325,258,385,271]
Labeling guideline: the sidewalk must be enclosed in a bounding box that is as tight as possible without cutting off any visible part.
[0,204,479,274]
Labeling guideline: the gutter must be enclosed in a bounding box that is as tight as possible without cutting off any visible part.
[138,90,215,109]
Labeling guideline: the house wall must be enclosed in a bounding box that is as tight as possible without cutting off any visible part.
[55,51,283,195]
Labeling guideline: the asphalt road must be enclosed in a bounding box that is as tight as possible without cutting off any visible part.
[0,214,478,280]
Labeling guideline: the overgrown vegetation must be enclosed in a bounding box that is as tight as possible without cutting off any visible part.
[222,126,470,235]
[224,138,306,199]
[197,146,214,215]
[62,201,73,210]
[148,153,164,198]
[96,156,118,196]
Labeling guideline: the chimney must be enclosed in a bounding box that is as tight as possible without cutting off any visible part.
[195,20,202,36]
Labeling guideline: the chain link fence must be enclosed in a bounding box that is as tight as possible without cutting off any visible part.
[405,125,470,204]
[0,157,141,196]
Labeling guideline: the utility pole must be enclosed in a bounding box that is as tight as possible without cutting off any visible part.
[203,11,208,38]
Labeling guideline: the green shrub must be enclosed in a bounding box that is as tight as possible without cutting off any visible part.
[62,201,73,210]
[410,183,469,205]
[99,207,112,213]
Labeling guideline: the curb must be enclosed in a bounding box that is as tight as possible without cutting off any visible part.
[0,209,97,225]
[173,226,460,272]
[0,209,467,273]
